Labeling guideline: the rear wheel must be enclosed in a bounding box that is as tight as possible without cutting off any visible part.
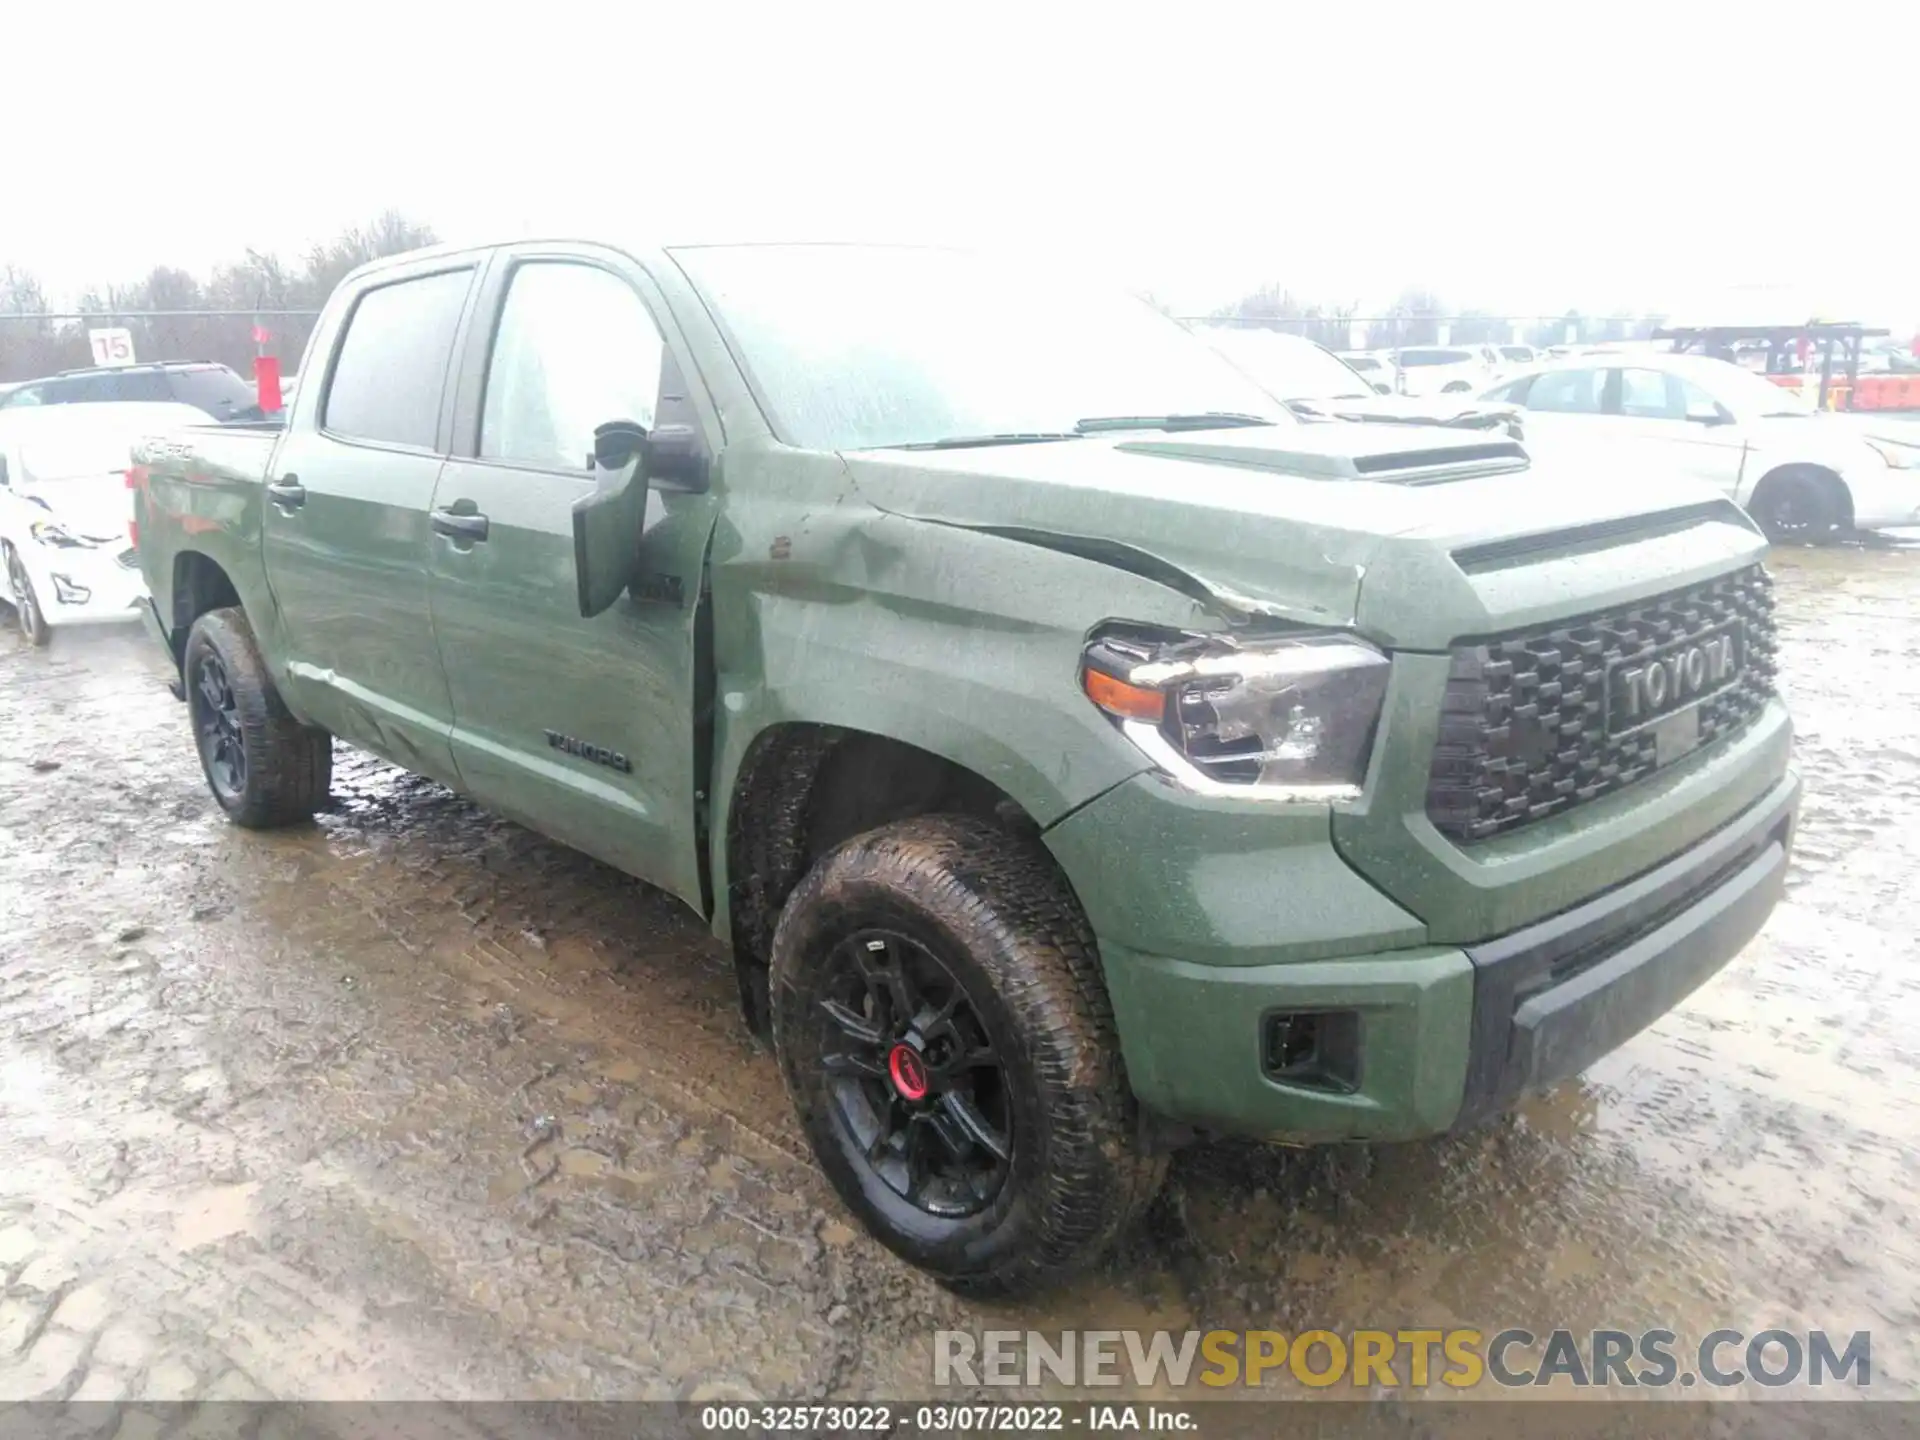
[4,544,51,647]
[1750,466,1848,544]
[771,815,1164,1295]
[183,607,331,827]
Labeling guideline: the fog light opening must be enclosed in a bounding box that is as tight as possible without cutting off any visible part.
[1262,1009,1361,1092]
[49,574,92,606]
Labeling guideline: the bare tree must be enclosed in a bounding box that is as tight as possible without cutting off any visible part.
[0,212,440,382]
[1207,285,1360,349]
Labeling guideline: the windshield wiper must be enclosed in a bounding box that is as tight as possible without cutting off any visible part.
[1074,412,1277,434]
[894,432,1083,450]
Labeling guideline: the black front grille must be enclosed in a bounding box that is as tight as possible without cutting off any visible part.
[1426,566,1777,843]
[116,548,138,570]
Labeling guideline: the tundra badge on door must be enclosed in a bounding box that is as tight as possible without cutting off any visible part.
[543,730,633,774]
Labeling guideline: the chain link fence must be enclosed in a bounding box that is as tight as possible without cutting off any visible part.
[0,305,1651,385]
[0,308,325,384]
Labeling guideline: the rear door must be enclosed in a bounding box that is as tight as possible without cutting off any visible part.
[425,246,722,908]
[262,259,481,784]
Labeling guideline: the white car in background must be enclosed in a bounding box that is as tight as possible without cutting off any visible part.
[1336,351,1396,392]
[1393,345,1498,395]
[0,402,204,644]
[1481,353,1920,541]
[1199,328,1522,435]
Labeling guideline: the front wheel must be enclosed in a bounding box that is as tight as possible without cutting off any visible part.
[4,544,51,647]
[183,607,332,827]
[771,815,1164,1295]
[1750,467,1848,544]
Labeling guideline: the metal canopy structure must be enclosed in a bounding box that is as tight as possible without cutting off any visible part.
[1653,322,1893,410]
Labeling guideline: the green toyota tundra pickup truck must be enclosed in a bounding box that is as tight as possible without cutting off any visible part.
[131,240,1798,1293]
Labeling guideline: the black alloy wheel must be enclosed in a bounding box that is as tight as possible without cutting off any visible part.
[816,928,1012,1218]
[6,546,50,646]
[191,649,247,802]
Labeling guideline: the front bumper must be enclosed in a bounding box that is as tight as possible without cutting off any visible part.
[1840,464,1920,531]
[1046,769,1798,1142]
[18,543,147,627]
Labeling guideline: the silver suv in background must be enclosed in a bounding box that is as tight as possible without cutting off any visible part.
[0,362,265,422]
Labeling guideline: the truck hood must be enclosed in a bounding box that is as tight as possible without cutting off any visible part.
[843,424,1767,648]
[19,476,131,544]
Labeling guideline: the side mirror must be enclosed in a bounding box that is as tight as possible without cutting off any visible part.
[641,422,709,491]
[571,420,650,618]
[1371,381,1392,395]
[0,455,8,486]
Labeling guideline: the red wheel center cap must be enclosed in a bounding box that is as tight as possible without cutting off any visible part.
[888,1043,930,1101]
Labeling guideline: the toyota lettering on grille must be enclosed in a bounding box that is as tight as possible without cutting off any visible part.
[1607,622,1745,735]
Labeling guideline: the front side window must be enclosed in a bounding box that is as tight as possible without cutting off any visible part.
[324,268,473,450]
[1618,367,1682,419]
[1675,375,1731,421]
[1525,368,1606,414]
[672,245,1288,450]
[480,263,665,471]
[1486,376,1535,403]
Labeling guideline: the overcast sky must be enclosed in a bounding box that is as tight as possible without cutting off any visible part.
[9,2,1916,325]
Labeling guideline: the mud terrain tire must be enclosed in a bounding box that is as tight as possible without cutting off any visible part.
[184,607,331,828]
[771,814,1164,1295]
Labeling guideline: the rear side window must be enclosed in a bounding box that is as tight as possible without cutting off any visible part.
[167,366,261,420]
[96,371,174,402]
[324,269,473,449]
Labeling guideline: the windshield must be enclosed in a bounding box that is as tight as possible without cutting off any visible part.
[1499,346,1533,362]
[671,245,1291,449]
[1689,358,1816,416]
[18,434,135,482]
[1398,349,1473,367]
[1198,329,1376,400]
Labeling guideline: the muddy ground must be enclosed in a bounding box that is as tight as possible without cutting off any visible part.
[0,546,1915,1405]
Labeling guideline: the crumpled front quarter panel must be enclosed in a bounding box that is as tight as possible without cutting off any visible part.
[704,448,1221,874]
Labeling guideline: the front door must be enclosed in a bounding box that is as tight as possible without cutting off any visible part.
[1611,366,1748,498]
[263,262,478,783]
[425,250,720,909]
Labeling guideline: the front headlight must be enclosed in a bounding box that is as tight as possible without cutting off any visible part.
[1864,437,1918,469]
[29,520,96,549]
[1081,630,1391,800]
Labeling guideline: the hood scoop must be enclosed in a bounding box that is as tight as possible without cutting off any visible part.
[1115,430,1529,485]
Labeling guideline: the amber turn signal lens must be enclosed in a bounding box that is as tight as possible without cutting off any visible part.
[1083,667,1165,722]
